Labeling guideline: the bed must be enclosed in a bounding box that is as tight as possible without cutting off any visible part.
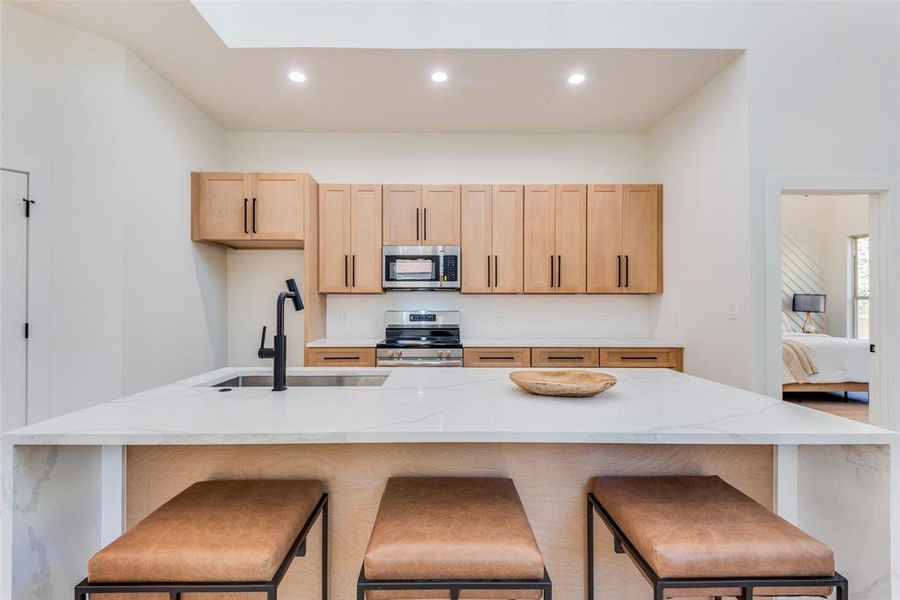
[782,332,871,395]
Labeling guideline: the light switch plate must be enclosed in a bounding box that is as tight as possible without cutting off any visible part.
[728,301,738,320]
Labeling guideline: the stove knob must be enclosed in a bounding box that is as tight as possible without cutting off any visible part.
[397,350,403,358]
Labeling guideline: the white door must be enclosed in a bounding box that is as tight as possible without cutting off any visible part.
[2,169,29,430]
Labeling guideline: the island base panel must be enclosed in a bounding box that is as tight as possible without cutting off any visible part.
[126,444,773,600]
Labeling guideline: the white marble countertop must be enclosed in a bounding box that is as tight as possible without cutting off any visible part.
[306,337,682,348]
[3,367,893,446]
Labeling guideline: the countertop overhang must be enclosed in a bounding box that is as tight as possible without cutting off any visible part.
[4,367,893,446]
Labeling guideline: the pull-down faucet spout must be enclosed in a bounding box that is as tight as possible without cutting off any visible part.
[258,279,304,391]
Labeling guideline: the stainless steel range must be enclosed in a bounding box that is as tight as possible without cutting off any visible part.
[376,310,462,367]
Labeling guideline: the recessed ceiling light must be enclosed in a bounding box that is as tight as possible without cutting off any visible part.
[568,73,586,85]
[288,71,307,83]
[431,71,448,83]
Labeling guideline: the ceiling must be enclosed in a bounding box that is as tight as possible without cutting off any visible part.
[16,1,741,133]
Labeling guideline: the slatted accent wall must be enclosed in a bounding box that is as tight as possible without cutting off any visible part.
[781,233,827,332]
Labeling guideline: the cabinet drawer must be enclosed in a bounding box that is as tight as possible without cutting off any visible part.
[531,347,599,368]
[464,348,531,367]
[307,347,376,367]
[599,347,683,371]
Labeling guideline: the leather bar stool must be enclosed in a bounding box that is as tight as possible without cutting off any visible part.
[75,479,328,600]
[358,477,552,599]
[586,476,847,600]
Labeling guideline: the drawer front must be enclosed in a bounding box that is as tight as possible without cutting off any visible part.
[464,348,531,367]
[531,347,600,368]
[599,347,683,371]
[307,347,376,367]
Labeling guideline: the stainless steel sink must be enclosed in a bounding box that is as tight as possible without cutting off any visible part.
[212,374,388,388]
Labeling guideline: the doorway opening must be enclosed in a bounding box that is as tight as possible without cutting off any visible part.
[780,192,873,423]
[1,167,31,431]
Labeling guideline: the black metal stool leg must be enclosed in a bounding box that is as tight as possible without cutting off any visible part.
[653,582,664,600]
[322,498,329,600]
[450,588,460,600]
[837,579,849,600]
[742,586,753,600]
[587,497,594,600]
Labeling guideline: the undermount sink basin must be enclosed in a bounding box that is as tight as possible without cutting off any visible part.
[211,374,388,388]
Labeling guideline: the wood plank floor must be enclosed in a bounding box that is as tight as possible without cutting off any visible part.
[784,391,869,423]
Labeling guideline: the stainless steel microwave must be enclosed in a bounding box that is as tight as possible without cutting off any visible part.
[382,245,460,290]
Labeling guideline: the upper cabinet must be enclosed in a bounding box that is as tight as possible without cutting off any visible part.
[319,184,383,293]
[587,184,662,294]
[192,172,314,248]
[524,185,586,293]
[461,185,524,294]
[382,185,460,245]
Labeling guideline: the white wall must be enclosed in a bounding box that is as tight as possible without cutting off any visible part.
[223,132,655,348]
[782,194,869,337]
[1,4,228,418]
[648,58,752,389]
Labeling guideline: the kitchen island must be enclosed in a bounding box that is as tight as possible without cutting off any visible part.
[2,367,896,599]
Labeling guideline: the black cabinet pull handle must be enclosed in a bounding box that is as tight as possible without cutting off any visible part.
[625,255,629,287]
[550,255,554,288]
[243,198,249,234]
[344,255,348,288]
[557,255,562,288]
[416,207,420,240]
[252,197,257,234]
[621,356,659,360]
[423,207,427,240]
[548,355,585,360]
[352,255,356,287]
[480,356,516,361]
[487,255,492,288]
[494,255,498,287]
[324,355,358,361]
[617,255,622,287]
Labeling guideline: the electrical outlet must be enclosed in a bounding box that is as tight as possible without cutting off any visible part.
[596,312,609,324]
[728,301,738,320]
[339,312,348,327]
[494,312,503,324]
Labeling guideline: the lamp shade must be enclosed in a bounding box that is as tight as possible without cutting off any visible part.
[793,293,826,313]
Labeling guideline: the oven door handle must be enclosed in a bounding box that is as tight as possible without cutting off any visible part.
[376,358,463,367]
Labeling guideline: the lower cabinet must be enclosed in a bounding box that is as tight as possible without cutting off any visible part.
[464,348,531,367]
[599,347,683,371]
[531,348,600,368]
[307,347,376,367]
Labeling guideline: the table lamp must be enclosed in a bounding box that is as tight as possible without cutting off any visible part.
[792,293,826,334]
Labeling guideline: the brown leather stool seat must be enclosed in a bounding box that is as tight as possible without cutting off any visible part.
[83,479,326,600]
[589,476,839,599]
[361,477,550,599]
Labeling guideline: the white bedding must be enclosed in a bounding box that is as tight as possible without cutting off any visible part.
[782,333,871,384]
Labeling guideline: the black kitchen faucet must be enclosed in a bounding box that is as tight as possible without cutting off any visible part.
[258,278,304,391]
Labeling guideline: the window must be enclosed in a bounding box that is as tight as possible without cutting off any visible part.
[852,235,870,340]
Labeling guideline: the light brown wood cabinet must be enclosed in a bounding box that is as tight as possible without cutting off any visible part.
[599,347,683,371]
[192,172,313,248]
[524,185,586,293]
[461,185,524,294]
[531,347,599,367]
[306,347,376,367]
[319,184,383,293]
[587,184,662,294]
[383,185,460,245]
[464,347,531,367]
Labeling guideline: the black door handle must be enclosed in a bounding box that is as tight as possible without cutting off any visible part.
[617,255,622,288]
[352,255,356,287]
[344,255,348,288]
[494,255,499,288]
[557,255,562,288]
[252,197,257,234]
[243,198,249,234]
[550,255,554,288]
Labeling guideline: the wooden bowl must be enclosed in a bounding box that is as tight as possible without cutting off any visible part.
[509,370,617,398]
